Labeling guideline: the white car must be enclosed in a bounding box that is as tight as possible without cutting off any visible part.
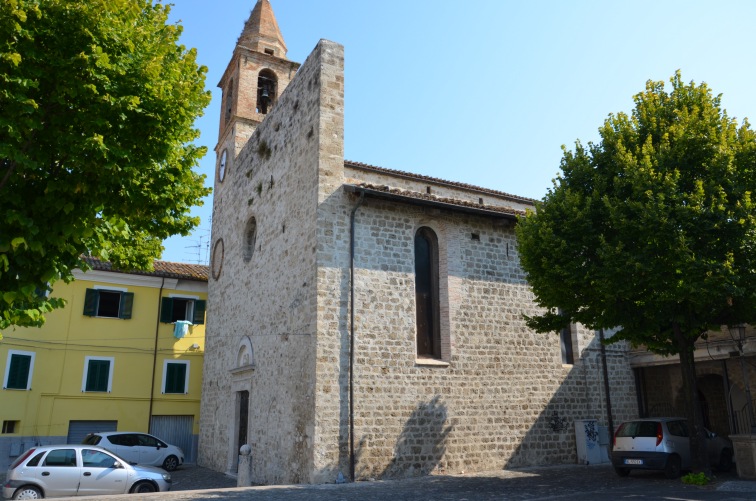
[612,417,733,478]
[2,444,171,499]
[82,432,184,471]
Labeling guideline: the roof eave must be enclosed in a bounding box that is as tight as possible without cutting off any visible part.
[343,184,521,222]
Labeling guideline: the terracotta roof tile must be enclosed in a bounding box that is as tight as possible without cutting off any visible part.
[82,256,208,282]
[345,160,537,204]
[351,183,526,218]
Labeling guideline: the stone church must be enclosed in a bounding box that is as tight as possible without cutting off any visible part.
[199,0,641,484]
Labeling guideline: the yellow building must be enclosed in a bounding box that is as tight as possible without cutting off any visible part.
[0,257,208,470]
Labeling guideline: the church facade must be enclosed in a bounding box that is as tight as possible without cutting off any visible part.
[199,0,639,484]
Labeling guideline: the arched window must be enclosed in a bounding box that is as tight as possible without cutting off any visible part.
[560,324,574,364]
[243,217,257,262]
[415,227,440,359]
[225,80,234,124]
[257,69,278,114]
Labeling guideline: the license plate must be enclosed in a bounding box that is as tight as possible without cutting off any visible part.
[624,459,643,465]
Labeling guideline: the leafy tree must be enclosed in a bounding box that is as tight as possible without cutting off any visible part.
[0,0,211,331]
[516,71,756,474]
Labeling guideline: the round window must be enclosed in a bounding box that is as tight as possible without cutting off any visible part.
[211,238,224,280]
[218,149,228,182]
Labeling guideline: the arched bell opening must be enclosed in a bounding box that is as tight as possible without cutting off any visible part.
[256,69,278,114]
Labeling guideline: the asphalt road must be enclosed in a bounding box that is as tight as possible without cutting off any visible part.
[4,463,756,500]
[96,463,756,500]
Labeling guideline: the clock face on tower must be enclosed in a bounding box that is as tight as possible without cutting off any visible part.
[219,149,228,182]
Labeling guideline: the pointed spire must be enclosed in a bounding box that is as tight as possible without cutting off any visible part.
[238,0,288,58]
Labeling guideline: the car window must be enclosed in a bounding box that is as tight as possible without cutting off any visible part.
[616,421,658,437]
[679,420,690,437]
[82,449,117,468]
[107,434,125,446]
[137,434,158,447]
[82,434,101,445]
[667,420,689,437]
[26,452,46,467]
[43,449,77,467]
[110,434,138,446]
[123,434,140,446]
[637,421,658,437]
[615,422,632,437]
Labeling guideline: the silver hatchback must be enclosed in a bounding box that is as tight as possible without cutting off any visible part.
[2,445,171,499]
[611,417,734,478]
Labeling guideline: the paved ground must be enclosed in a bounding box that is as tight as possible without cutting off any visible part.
[26,463,755,501]
[0,465,756,501]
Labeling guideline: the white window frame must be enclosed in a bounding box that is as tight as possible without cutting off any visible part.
[81,356,115,393]
[3,350,35,390]
[93,286,128,292]
[162,360,190,394]
[168,294,199,323]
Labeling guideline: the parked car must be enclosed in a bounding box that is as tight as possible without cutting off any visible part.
[2,444,171,499]
[82,432,184,472]
[611,417,734,478]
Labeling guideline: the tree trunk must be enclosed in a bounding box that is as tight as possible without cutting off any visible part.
[674,323,710,475]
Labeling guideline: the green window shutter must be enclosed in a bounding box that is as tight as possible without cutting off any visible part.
[119,292,134,319]
[160,297,174,323]
[192,300,206,325]
[85,360,110,392]
[6,354,32,390]
[165,363,187,393]
[83,289,98,316]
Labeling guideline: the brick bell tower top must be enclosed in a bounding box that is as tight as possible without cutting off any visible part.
[215,0,300,176]
[238,0,288,58]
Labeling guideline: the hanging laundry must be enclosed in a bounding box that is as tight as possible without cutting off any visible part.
[174,320,192,339]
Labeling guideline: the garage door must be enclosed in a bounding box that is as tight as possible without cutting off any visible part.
[67,420,117,444]
[150,415,195,462]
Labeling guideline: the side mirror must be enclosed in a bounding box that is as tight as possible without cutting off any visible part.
[113,461,123,469]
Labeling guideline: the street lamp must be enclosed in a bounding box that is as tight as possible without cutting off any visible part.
[730,324,756,434]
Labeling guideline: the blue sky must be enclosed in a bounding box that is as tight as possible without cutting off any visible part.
[161,0,756,263]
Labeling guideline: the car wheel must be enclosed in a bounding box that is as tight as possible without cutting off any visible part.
[717,449,734,472]
[614,467,631,477]
[13,486,43,500]
[664,455,682,479]
[131,481,157,494]
[162,454,179,471]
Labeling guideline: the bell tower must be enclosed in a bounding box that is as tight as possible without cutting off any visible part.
[214,0,300,184]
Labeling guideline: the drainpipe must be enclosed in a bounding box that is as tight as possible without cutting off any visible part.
[148,277,165,433]
[349,191,365,481]
[598,328,614,445]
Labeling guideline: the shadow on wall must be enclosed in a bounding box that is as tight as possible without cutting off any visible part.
[359,396,452,479]
[504,334,634,469]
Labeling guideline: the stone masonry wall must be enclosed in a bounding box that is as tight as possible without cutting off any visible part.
[313,189,639,480]
[201,40,341,484]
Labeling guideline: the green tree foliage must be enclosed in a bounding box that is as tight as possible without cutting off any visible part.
[0,0,211,330]
[516,71,756,473]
